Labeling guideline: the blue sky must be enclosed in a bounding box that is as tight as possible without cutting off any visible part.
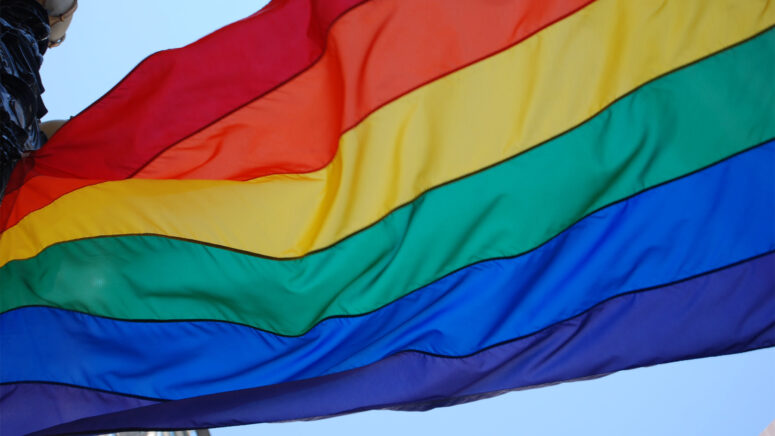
[38,2,774,434]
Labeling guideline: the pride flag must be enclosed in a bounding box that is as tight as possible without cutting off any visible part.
[1,0,774,434]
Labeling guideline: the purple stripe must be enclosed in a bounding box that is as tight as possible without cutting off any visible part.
[0,383,157,436]
[32,252,775,435]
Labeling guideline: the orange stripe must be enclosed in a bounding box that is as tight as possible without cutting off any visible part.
[136,0,593,180]
[2,0,592,231]
[0,178,96,231]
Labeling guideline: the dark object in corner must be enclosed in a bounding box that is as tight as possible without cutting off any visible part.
[0,0,49,198]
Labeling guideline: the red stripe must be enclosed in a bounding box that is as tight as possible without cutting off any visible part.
[7,0,367,192]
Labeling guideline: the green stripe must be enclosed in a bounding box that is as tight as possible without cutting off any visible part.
[2,29,774,336]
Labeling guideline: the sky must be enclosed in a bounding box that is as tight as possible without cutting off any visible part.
[38,2,774,435]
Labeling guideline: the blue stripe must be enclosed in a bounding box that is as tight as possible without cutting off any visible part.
[0,383,158,436]
[2,140,774,400]
[32,252,775,435]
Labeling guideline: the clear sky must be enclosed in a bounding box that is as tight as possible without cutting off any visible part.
[38,2,774,435]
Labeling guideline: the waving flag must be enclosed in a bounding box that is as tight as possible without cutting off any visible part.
[1,0,774,434]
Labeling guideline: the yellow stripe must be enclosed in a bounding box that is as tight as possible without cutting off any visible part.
[2,0,773,267]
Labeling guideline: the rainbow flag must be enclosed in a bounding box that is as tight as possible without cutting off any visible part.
[2,0,774,433]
